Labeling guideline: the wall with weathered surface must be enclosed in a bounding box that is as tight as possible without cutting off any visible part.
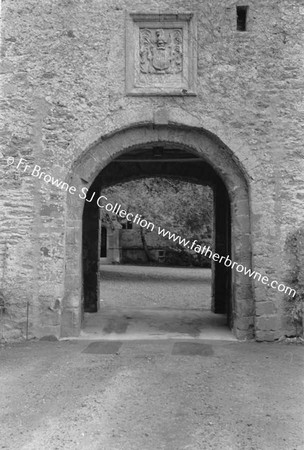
[1,0,304,340]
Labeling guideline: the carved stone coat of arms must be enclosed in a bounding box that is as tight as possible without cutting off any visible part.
[139,28,183,75]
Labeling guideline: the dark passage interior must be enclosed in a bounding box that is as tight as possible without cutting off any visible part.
[82,144,232,336]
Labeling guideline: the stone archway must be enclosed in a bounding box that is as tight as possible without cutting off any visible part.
[62,124,253,339]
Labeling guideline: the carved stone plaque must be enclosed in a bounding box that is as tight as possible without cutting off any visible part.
[139,28,183,75]
[126,13,197,96]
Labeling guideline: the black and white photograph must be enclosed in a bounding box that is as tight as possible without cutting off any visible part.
[0,1,304,449]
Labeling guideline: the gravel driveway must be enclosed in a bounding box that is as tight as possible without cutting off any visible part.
[1,266,303,450]
[0,339,303,450]
[100,265,212,309]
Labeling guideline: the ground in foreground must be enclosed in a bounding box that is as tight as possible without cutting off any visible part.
[0,339,303,450]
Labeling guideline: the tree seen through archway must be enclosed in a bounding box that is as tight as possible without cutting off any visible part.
[101,177,213,266]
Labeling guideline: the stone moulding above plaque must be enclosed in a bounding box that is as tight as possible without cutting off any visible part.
[126,12,197,96]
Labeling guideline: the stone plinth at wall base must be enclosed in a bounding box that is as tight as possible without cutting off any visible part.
[256,301,277,316]
[234,316,255,331]
[255,316,277,332]
[60,309,81,337]
[255,331,276,342]
[234,328,255,340]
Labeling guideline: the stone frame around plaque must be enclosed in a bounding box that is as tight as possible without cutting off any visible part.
[125,12,197,96]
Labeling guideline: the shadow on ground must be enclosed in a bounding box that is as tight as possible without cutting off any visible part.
[82,307,234,341]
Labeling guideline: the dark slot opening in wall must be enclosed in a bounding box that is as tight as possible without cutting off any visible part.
[100,227,107,257]
[236,5,248,31]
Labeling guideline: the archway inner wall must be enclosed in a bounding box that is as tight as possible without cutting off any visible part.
[62,125,253,339]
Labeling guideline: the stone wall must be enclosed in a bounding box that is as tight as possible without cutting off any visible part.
[1,0,304,340]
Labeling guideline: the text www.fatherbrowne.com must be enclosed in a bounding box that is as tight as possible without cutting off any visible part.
[157,227,296,298]
[1,156,296,299]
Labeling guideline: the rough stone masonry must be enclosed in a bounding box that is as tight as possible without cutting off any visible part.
[0,0,304,341]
